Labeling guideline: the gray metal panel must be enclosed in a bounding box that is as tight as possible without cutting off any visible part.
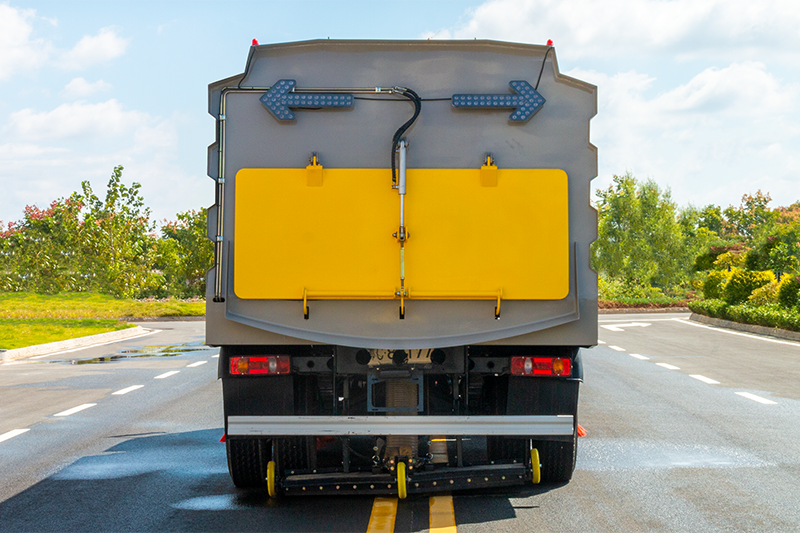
[227,415,575,436]
[205,269,313,345]
[207,39,597,349]
[205,204,217,243]
[206,143,218,180]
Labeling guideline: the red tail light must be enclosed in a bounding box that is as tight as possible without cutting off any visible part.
[230,355,291,375]
[511,357,571,377]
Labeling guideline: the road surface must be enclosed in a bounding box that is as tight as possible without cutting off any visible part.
[1,314,798,532]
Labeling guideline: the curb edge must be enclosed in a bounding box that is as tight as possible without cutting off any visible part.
[690,313,800,343]
[1,326,154,362]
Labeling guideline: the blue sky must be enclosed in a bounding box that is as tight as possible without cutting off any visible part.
[2,0,799,225]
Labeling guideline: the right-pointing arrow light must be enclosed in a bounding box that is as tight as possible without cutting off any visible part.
[452,80,546,122]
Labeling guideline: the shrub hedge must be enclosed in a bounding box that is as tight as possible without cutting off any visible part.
[723,270,774,304]
[748,280,778,306]
[689,299,800,333]
[777,276,800,308]
[703,271,732,299]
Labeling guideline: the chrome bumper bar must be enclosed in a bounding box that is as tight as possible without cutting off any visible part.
[227,415,574,437]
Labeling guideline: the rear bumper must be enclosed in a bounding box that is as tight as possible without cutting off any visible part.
[226,415,574,437]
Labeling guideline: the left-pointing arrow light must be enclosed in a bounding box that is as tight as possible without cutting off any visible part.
[260,79,354,121]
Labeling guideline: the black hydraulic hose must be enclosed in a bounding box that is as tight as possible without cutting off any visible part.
[535,46,553,91]
[237,46,257,89]
[390,87,422,185]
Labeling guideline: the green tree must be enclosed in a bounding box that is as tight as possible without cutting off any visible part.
[0,198,84,293]
[592,172,703,290]
[157,209,213,297]
[75,165,160,298]
[742,202,800,275]
[723,190,777,241]
[767,242,797,281]
[678,205,719,268]
[697,204,724,235]
[0,165,213,299]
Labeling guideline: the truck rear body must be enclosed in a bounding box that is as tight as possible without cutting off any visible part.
[206,39,597,496]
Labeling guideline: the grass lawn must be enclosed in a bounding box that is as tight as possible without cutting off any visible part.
[0,318,134,350]
[0,292,205,319]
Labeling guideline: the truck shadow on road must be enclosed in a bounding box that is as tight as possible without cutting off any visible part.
[0,429,565,532]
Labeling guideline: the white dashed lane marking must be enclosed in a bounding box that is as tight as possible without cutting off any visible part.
[212,354,220,358]
[600,322,651,332]
[690,374,720,385]
[736,392,777,405]
[0,429,30,443]
[187,361,208,368]
[54,403,97,417]
[154,371,180,379]
[602,318,783,407]
[112,385,145,395]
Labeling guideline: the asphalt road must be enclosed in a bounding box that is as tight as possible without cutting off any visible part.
[1,313,799,532]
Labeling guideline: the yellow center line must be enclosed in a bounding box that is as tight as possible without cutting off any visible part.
[367,497,398,533]
[430,494,457,533]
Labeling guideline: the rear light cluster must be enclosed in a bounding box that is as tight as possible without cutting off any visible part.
[511,356,571,377]
[230,355,291,375]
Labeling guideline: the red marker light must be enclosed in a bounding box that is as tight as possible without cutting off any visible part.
[511,356,571,377]
[252,38,259,46]
[546,39,553,46]
[230,355,291,375]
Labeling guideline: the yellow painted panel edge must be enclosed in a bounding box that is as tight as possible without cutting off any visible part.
[233,167,570,301]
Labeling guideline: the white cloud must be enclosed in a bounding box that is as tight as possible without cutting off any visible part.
[60,77,112,99]
[443,0,800,62]
[0,143,69,160]
[0,143,211,227]
[0,8,127,80]
[567,62,800,208]
[132,120,178,151]
[59,26,129,70]
[5,100,149,141]
[0,109,211,225]
[574,62,797,134]
[422,0,800,208]
[0,4,51,80]
[653,62,797,119]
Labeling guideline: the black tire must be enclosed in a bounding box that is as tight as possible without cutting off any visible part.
[227,438,270,488]
[276,436,315,473]
[486,436,528,464]
[532,429,577,483]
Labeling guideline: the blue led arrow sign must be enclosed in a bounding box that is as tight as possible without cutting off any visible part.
[260,79,354,121]
[452,80,545,122]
